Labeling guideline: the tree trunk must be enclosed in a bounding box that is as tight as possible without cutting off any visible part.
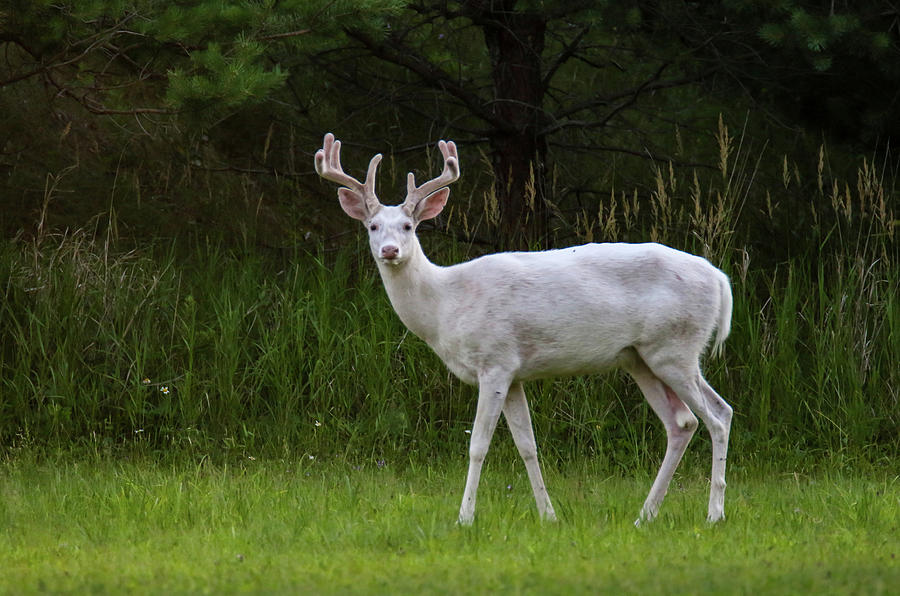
[478,3,549,250]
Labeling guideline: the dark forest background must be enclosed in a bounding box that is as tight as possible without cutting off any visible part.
[2,1,897,254]
[0,1,897,462]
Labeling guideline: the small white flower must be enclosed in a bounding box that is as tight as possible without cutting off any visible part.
[308,455,315,460]
[160,386,170,395]
[464,429,472,434]
[314,420,322,427]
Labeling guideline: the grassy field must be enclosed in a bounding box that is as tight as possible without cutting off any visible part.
[0,137,896,594]
[1,131,897,464]
[1,455,897,594]
[1,229,897,466]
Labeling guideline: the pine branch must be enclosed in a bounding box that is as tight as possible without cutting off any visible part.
[542,64,711,135]
[343,27,507,133]
[541,26,590,90]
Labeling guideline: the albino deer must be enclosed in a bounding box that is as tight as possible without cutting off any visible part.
[314,133,734,525]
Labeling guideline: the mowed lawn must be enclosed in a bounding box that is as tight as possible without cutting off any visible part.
[1,455,897,594]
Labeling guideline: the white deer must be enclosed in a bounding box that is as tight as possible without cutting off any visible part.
[314,133,734,525]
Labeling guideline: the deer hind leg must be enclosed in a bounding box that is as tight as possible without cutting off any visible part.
[698,377,732,522]
[503,382,557,521]
[626,357,699,525]
[458,372,511,525]
[640,352,733,523]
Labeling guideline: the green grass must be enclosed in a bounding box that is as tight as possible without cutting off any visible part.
[1,129,897,466]
[0,138,897,593]
[1,456,897,594]
[1,228,896,467]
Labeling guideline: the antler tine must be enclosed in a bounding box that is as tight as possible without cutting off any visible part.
[314,133,382,205]
[405,140,460,209]
[315,133,356,189]
[364,153,383,196]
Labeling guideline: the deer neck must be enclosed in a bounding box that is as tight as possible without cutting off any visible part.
[374,242,444,343]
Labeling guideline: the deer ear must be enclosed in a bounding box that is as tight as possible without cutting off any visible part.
[414,187,450,222]
[338,188,369,221]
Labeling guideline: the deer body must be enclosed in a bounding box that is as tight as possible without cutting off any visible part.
[377,242,729,387]
[315,133,734,525]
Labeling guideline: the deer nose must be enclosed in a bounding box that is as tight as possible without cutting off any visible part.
[381,245,399,260]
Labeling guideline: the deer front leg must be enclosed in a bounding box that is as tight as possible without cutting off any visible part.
[458,374,510,525]
[503,382,557,521]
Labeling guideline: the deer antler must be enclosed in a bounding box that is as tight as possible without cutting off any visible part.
[314,133,382,213]
[402,140,460,216]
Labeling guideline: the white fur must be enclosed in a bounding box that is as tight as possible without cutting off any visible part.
[315,134,734,525]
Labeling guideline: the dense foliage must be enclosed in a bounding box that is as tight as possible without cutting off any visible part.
[1,2,898,462]
[3,1,898,249]
[1,139,896,464]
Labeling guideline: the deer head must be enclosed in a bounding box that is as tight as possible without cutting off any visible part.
[315,133,459,266]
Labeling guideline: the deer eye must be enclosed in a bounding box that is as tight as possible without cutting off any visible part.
[403,222,413,231]
[369,223,379,231]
